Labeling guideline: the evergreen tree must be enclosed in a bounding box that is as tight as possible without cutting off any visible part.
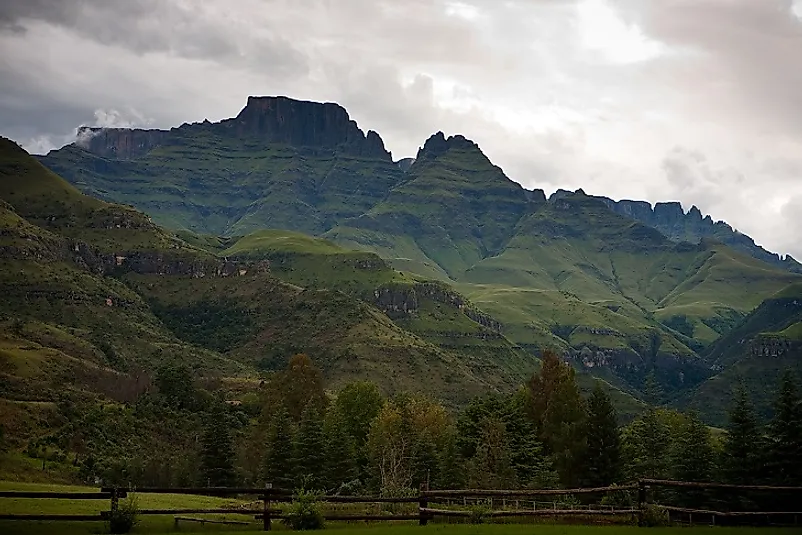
[527,349,587,486]
[621,408,671,480]
[282,354,328,420]
[294,404,326,489]
[468,417,517,489]
[672,411,714,482]
[584,382,621,486]
[721,381,763,484]
[263,405,295,489]
[323,409,357,491]
[766,370,802,485]
[437,430,464,489]
[199,403,237,487]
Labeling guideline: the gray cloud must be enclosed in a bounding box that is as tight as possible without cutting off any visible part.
[1,0,801,259]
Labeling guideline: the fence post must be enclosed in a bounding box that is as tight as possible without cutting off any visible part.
[110,487,119,515]
[637,480,647,525]
[418,482,428,526]
[263,483,272,531]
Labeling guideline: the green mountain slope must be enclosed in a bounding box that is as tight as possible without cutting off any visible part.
[39,97,404,237]
[597,196,802,273]
[675,282,802,424]
[32,96,802,416]
[0,137,544,411]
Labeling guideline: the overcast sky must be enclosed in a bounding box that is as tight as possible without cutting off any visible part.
[1,0,801,259]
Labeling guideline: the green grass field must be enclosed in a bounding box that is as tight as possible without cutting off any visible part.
[1,482,798,535]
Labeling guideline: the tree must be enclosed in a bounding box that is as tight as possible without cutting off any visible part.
[199,403,237,487]
[621,408,671,480]
[721,381,764,484]
[766,370,802,485]
[584,382,621,486]
[263,405,295,489]
[457,390,554,488]
[368,402,411,493]
[294,405,326,489]
[281,354,328,420]
[436,430,464,489]
[155,363,200,411]
[527,349,587,486]
[468,417,517,489]
[670,411,714,507]
[333,381,385,449]
[323,409,357,491]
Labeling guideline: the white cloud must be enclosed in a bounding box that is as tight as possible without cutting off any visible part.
[1,0,802,260]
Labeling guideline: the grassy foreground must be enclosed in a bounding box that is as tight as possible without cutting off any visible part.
[1,483,798,534]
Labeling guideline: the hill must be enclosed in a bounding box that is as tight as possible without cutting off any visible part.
[33,96,802,416]
[596,195,802,273]
[675,282,802,424]
[0,137,548,419]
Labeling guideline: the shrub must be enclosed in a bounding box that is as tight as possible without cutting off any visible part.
[107,494,139,534]
[639,504,670,527]
[283,488,325,530]
[468,499,493,524]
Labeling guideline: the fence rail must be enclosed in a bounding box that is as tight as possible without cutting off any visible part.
[1,479,800,529]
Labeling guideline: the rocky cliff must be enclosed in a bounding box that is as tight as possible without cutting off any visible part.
[597,196,802,273]
[75,96,393,161]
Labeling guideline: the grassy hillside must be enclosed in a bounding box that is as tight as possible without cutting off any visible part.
[0,137,544,413]
[674,282,802,424]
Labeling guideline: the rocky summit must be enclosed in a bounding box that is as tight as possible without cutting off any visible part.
[24,96,802,423]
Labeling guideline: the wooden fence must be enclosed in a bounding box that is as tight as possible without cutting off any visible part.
[1,479,800,529]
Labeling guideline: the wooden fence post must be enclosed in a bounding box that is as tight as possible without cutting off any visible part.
[637,480,647,525]
[263,483,272,531]
[110,488,119,515]
[419,482,428,526]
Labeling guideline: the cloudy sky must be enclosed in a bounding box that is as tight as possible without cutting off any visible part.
[1,0,801,258]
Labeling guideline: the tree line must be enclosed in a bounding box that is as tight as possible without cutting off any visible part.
[27,350,802,500]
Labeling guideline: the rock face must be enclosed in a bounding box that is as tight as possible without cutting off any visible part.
[373,281,502,333]
[75,96,393,161]
[77,127,171,159]
[222,96,391,159]
[599,197,802,273]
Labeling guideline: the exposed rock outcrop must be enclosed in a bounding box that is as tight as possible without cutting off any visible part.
[373,281,503,333]
[73,96,393,161]
[598,196,802,273]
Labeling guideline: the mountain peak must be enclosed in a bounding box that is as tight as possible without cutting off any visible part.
[227,96,391,159]
[416,131,483,161]
[70,96,392,161]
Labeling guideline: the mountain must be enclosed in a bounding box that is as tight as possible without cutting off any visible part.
[42,96,404,237]
[0,136,558,417]
[34,96,802,417]
[675,282,802,425]
[594,195,802,274]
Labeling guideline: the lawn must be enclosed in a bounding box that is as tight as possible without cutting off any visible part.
[0,483,798,535]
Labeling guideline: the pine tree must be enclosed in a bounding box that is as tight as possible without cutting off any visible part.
[468,417,517,489]
[584,382,621,486]
[721,381,763,484]
[294,404,326,489]
[621,408,671,480]
[437,431,464,489]
[199,403,237,487]
[263,405,295,489]
[527,349,587,486]
[672,411,714,483]
[323,409,357,491]
[766,370,802,485]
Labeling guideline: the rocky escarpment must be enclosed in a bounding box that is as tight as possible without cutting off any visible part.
[749,336,801,357]
[74,96,393,161]
[597,196,802,273]
[373,281,502,332]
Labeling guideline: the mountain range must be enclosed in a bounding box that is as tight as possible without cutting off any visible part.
[2,95,800,427]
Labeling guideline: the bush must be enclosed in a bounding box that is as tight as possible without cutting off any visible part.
[639,504,670,527]
[107,494,139,534]
[283,488,325,530]
[468,499,493,524]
